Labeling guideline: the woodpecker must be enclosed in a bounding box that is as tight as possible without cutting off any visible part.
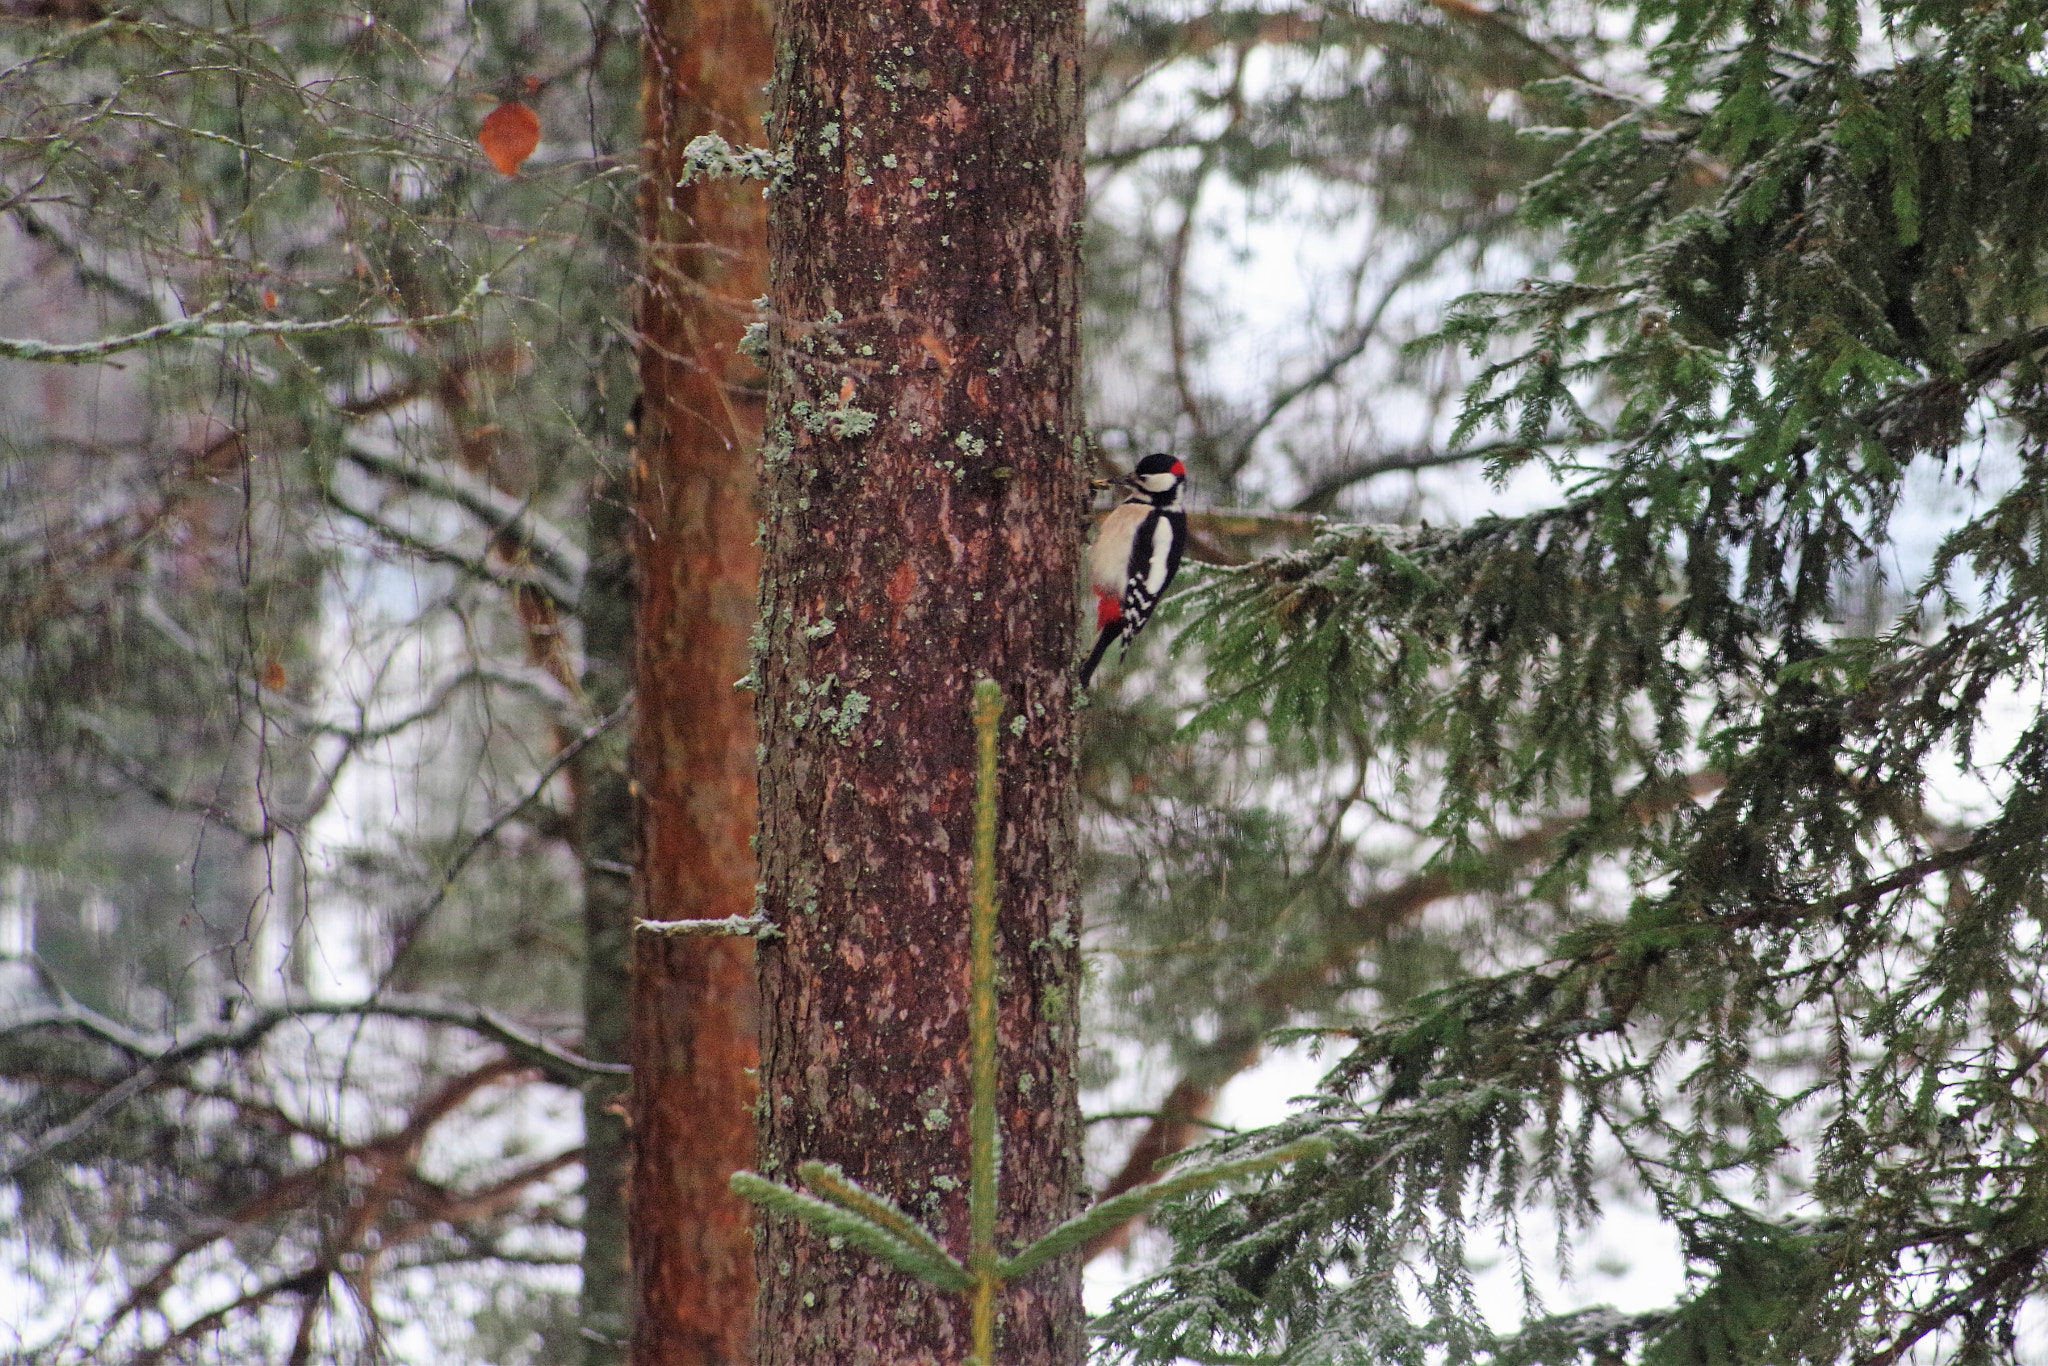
[1081,453,1188,687]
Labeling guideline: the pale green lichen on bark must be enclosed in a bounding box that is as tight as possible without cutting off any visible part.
[790,397,877,440]
[679,132,791,188]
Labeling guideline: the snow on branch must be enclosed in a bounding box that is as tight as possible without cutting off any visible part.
[1,986,625,1180]
[0,272,496,364]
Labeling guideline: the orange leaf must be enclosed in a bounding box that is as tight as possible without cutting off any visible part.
[261,658,288,692]
[262,288,278,310]
[480,101,541,176]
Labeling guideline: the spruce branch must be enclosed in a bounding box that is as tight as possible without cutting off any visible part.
[796,1162,968,1285]
[729,1174,974,1292]
[1001,1136,1330,1281]
[322,487,579,610]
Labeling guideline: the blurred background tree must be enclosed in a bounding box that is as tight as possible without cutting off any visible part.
[2,5,642,1361]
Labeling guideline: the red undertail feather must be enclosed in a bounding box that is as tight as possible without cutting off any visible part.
[1096,590,1123,631]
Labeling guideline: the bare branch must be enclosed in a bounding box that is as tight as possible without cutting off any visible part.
[1,1050,170,1182]
[2,989,626,1180]
[1231,221,1506,477]
[0,272,495,364]
[339,432,588,600]
[73,704,355,842]
[385,1146,585,1236]
[1855,1241,2044,1366]
[1086,2,1629,111]
[285,995,631,1081]
[4,203,160,314]
[1286,443,1511,512]
[323,485,581,610]
[0,959,158,1057]
[132,597,587,740]
[317,663,590,742]
[132,1266,330,1366]
[1088,9,1345,85]
[71,712,272,843]
[635,914,780,939]
[376,693,635,988]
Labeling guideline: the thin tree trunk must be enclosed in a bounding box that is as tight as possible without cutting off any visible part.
[752,0,1088,1360]
[576,466,636,1365]
[628,0,773,1363]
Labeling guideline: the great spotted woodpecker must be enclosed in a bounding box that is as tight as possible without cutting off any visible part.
[1081,453,1188,687]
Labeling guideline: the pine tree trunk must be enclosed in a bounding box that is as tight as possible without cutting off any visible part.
[628,1,774,1363]
[752,0,1088,1360]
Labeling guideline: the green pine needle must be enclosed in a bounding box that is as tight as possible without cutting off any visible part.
[1000,1137,1330,1281]
[730,1171,975,1292]
[796,1162,967,1287]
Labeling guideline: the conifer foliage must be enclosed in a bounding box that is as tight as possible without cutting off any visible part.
[1102,0,2048,1362]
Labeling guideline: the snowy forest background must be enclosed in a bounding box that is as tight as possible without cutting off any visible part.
[8,0,2046,1362]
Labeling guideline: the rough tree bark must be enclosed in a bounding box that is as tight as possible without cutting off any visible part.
[627,1,774,1363]
[752,1,1088,1362]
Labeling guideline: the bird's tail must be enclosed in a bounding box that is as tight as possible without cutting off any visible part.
[1078,620,1120,687]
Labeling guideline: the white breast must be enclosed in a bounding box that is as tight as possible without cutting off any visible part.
[1092,503,1152,597]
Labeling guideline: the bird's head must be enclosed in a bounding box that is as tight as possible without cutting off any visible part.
[1123,453,1186,499]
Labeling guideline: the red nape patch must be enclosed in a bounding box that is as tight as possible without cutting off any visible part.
[1170,460,1185,476]
[1097,591,1123,630]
